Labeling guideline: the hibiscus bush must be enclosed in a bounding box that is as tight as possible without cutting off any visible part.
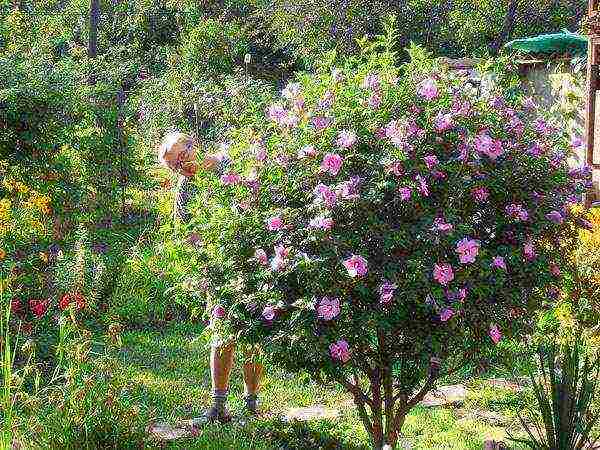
[195,24,590,449]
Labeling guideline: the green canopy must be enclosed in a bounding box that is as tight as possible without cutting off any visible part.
[505,31,587,56]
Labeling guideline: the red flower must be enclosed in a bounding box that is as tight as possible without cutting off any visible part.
[10,298,22,314]
[29,299,48,318]
[73,292,86,310]
[59,292,86,311]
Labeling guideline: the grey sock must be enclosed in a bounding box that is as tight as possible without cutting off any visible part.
[212,389,228,414]
[245,393,258,411]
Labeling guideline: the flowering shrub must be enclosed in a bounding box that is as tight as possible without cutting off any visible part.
[195,28,589,448]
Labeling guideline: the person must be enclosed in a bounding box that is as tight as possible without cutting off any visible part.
[158,131,264,424]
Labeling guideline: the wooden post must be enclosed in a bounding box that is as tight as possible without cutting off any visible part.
[586,1,600,206]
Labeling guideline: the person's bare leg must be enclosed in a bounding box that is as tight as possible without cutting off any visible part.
[242,349,264,415]
[202,341,236,423]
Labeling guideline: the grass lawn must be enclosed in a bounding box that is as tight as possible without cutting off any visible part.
[106,323,528,449]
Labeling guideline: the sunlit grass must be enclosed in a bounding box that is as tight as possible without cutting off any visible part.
[102,324,530,449]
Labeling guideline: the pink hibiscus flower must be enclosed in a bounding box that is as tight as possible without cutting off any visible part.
[343,255,368,278]
[317,297,340,321]
[266,216,284,231]
[399,187,412,201]
[435,112,453,132]
[212,305,226,320]
[262,305,276,321]
[474,132,504,160]
[320,153,344,176]
[329,340,350,363]
[221,172,241,186]
[491,256,507,270]
[309,216,334,230]
[314,183,338,209]
[255,248,268,265]
[418,78,439,100]
[423,155,439,169]
[489,324,502,344]
[433,218,453,233]
[456,238,480,264]
[433,263,454,286]
[440,308,454,322]
[336,130,357,149]
[378,280,397,305]
[523,241,537,261]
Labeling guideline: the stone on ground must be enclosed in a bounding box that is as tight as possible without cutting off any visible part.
[284,405,340,421]
[148,422,196,441]
[421,384,468,407]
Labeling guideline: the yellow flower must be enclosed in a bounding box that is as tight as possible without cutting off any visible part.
[0,249,5,260]
[27,193,51,215]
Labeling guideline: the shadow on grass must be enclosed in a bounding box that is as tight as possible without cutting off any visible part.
[259,417,368,450]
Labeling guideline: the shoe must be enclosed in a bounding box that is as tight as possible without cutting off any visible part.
[186,405,232,428]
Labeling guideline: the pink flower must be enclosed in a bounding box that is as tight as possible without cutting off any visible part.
[534,118,551,135]
[415,175,429,197]
[523,241,537,261]
[489,324,502,344]
[506,204,529,222]
[367,93,382,109]
[262,305,276,321]
[267,103,287,124]
[309,215,334,230]
[362,72,380,90]
[378,280,397,305]
[399,187,412,201]
[385,161,403,176]
[474,132,504,160]
[433,217,453,233]
[255,249,268,265]
[418,78,439,100]
[254,146,267,162]
[549,262,561,277]
[318,90,335,109]
[491,256,507,270]
[471,187,489,202]
[337,177,361,200]
[266,216,284,231]
[274,244,290,259]
[431,170,446,180]
[212,305,226,319]
[336,130,357,149]
[545,211,564,224]
[440,308,454,322]
[570,134,584,150]
[314,183,337,209]
[343,255,368,278]
[320,153,344,176]
[312,116,332,131]
[528,143,543,157]
[221,172,241,185]
[423,155,439,169]
[433,263,454,286]
[293,96,305,112]
[329,340,350,363]
[456,238,480,264]
[434,112,453,132]
[298,145,318,159]
[317,297,340,320]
